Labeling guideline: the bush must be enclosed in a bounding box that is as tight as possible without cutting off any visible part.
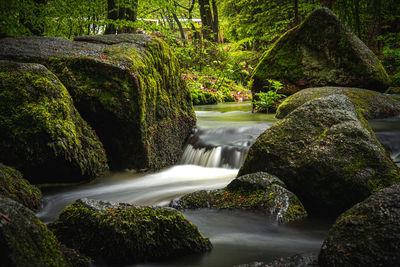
[253,80,286,113]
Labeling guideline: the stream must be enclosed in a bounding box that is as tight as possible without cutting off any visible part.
[37,102,400,267]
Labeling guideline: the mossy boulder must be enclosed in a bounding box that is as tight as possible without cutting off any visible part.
[170,172,307,224]
[0,196,69,266]
[0,163,42,210]
[319,182,400,266]
[239,95,400,215]
[0,60,108,184]
[276,87,400,119]
[252,8,391,96]
[50,198,211,265]
[0,34,196,171]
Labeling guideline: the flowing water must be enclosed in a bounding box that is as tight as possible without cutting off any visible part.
[37,102,400,267]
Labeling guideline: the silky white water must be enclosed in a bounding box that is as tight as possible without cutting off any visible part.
[37,102,400,267]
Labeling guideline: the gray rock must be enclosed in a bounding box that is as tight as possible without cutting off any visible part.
[239,95,400,215]
[276,87,400,120]
[0,34,195,171]
[0,163,42,209]
[252,8,391,96]
[0,196,69,266]
[0,60,108,183]
[50,198,212,265]
[319,182,400,266]
[171,172,307,224]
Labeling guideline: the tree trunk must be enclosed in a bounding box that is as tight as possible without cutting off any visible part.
[199,0,210,39]
[172,12,186,40]
[188,0,200,39]
[199,0,218,41]
[105,0,137,34]
[119,0,138,33]
[354,0,361,36]
[211,0,219,42]
[294,0,299,25]
[105,0,118,34]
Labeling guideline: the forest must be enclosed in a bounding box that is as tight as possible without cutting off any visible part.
[0,0,400,266]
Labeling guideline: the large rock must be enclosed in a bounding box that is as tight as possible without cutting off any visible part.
[0,61,108,183]
[276,87,400,119]
[50,198,211,265]
[170,172,307,224]
[319,182,400,266]
[0,34,196,171]
[0,163,42,210]
[0,196,69,266]
[238,95,400,215]
[252,8,391,96]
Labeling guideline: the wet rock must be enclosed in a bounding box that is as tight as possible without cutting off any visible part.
[171,172,307,224]
[239,95,400,215]
[235,253,318,267]
[0,196,69,266]
[0,34,196,171]
[0,60,108,184]
[252,8,390,96]
[0,163,42,210]
[276,87,400,119]
[50,198,211,265]
[319,182,400,266]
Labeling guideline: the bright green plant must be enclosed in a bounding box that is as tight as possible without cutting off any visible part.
[253,80,285,113]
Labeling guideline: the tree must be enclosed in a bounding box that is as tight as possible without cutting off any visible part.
[105,0,138,34]
[198,0,219,41]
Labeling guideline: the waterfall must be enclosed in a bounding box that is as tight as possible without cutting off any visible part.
[180,144,247,169]
[180,124,270,169]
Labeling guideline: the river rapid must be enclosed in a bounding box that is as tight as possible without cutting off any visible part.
[37,102,400,267]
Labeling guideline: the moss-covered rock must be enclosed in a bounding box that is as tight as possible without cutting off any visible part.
[0,60,108,184]
[252,8,391,96]
[276,87,400,119]
[0,34,196,171]
[50,198,211,265]
[239,95,400,215]
[0,196,69,266]
[319,182,400,266]
[171,172,307,224]
[0,163,42,210]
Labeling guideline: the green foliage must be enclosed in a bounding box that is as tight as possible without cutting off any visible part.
[382,47,400,86]
[253,80,285,113]
[332,0,400,50]
[220,0,320,49]
[0,0,107,38]
[183,72,250,105]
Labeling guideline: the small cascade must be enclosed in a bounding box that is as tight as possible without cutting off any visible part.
[180,124,270,169]
[371,116,400,168]
[375,131,400,167]
[181,144,247,169]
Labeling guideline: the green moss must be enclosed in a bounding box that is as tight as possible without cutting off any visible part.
[51,198,211,264]
[173,173,307,224]
[239,95,400,215]
[0,196,70,266]
[0,61,108,183]
[276,87,400,119]
[45,36,195,170]
[252,8,391,96]
[0,163,42,210]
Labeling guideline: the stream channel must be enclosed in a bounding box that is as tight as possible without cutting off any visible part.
[37,102,400,267]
